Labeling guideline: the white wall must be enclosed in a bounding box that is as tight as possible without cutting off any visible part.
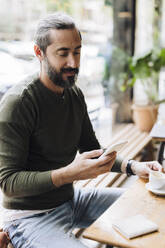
[134,0,155,105]
[135,0,154,56]
[160,0,165,47]
[158,0,165,122]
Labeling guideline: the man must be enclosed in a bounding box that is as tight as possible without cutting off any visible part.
[0,12,162,248]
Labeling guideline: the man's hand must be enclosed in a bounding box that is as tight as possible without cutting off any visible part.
[51,149,117,187]
[67,149,117,180]
[0,231,10,248]
[131,160,162,178]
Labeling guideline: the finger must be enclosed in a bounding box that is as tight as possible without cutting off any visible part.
[104,151,117,158]
[99,151,116,161]
[153,165,161,171]
[148,162,162,171]
[109,160,116,171]
[97,163,112,174]
[98,158,116,172]
[104,159,116,172]
[83,149,103,159]
[98,153,116,166]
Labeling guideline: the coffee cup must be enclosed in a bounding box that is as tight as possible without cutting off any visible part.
[149,170,165,190]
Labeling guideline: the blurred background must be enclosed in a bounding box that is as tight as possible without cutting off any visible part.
[0,0,165,137]
[1,2,165,246]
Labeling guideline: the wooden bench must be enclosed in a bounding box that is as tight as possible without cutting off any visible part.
[73,123,153,237]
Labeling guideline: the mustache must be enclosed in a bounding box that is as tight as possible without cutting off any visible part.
[61,68,79,74]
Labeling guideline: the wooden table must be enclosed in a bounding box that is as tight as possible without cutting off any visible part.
[83,179,165,248]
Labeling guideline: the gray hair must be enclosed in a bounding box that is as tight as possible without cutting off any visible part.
[34,12,79,53]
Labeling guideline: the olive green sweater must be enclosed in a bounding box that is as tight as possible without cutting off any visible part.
[0,76,122,210]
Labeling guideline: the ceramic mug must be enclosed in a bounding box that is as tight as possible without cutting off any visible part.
[149,170,165,190]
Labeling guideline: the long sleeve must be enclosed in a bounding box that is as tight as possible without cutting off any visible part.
[0,94,55,198]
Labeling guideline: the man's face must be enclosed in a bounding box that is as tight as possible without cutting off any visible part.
[43,28,81,88]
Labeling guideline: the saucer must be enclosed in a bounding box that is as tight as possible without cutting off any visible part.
[145,183,165,196]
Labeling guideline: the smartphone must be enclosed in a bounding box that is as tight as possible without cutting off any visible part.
[100,140,128,158]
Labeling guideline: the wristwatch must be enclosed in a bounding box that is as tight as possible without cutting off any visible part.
[126,159,136,176]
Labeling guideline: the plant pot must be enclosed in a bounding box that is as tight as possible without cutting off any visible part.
[132,104,159,132]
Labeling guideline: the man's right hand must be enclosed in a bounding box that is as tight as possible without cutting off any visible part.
[51,149,116,187]
[0,231,10,248]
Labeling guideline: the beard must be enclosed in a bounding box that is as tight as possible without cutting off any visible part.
[44,56,79,89]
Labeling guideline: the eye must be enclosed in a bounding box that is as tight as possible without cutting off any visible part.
[59,53,68,57]
[74,51,80,55]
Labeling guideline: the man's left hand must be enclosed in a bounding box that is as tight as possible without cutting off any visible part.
[131,161,162,178]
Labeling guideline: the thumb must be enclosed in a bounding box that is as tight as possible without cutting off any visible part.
[83,149,103,159]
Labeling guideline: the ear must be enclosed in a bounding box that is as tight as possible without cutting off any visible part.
[34,44,44,61]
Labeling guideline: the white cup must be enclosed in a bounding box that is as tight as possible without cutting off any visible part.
[149,170,165,190]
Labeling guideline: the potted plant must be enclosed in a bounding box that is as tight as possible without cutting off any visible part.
[120,48,165,131]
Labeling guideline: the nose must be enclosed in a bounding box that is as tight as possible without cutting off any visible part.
[67,54,79,68]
